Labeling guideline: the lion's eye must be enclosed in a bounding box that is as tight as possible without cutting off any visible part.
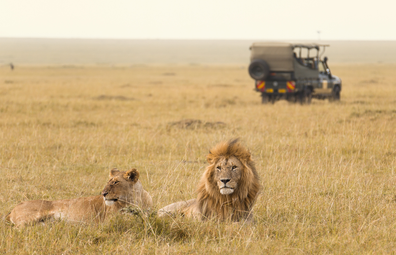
[216,166,221,172]
[232,166,237,171]
[114,181,120,185]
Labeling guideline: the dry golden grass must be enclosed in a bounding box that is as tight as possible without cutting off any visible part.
[1,63,396,254]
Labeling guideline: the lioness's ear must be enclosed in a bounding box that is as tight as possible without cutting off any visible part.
[124,168,139,183]
[110,168,120,177]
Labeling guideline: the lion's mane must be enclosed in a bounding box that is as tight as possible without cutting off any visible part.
[185,139,260,221]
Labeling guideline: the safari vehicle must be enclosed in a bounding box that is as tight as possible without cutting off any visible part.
[248,42,342,104]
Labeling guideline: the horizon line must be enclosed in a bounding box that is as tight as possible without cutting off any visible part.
[1,37,396,42]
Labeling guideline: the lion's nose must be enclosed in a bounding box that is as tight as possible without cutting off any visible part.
[102,191,108,197]
[221,179,231,185]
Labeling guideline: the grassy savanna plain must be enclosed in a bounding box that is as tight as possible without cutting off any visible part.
[1,63,396,254]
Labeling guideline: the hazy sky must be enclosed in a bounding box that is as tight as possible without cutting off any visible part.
[1,0,395,40]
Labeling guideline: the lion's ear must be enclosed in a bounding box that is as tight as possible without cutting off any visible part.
[124,168,139,183]
[237,148,252,164]
[110,168,120,177]
[247,151,253,162]
[207,151,215,164]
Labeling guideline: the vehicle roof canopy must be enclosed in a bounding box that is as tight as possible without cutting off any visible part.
[250,42,329,71]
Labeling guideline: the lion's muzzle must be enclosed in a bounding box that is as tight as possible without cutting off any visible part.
[220,188,234,195]
[219,179,235,195]
[103,196,118,206]
[102,190,118,206]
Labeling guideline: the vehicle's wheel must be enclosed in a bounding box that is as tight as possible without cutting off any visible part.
[331,86,340,101]
[261,93,269,104]
[306,89,312,104]
[299,88,312,105]
[249,59,270,80]
[271,96,276,104]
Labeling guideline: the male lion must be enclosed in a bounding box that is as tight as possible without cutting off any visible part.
[158,139,260,222]
[6,168,152,227]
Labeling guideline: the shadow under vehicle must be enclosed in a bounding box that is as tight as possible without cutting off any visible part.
[248,42,342,104]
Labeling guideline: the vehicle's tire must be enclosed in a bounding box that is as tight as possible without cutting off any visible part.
[306,88,312,104]
[299,88,312,105]
[332,85,341,101]
[299,91,305,105]
[270,95,276,104]
[249,59,270,80]
[261,93,269,104]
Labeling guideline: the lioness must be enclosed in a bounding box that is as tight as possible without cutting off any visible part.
[158,139,260,222]
[6,168,152,227]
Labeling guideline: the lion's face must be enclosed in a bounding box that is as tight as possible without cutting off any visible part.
[213,156,243,195]
[101,168,140,206]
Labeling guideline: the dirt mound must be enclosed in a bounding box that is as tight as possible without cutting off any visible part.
[168,119,226,130]
[94,95,135,101]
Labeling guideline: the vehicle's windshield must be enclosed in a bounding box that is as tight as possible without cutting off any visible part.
[318,61,326,73]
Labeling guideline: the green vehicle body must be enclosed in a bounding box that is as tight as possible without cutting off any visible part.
[248,42,342,104]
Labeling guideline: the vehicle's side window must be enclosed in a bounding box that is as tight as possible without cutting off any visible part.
[305,59,315,69]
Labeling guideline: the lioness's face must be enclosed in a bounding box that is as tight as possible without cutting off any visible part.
[213,156,243,195]
[102,168,139,206]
